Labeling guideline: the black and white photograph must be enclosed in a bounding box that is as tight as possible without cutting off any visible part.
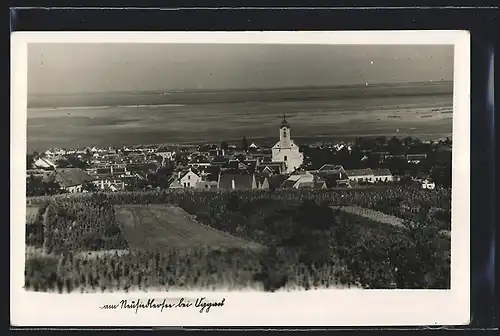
[12,31,470,326]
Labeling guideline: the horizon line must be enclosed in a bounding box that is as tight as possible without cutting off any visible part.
[28,80,454,96]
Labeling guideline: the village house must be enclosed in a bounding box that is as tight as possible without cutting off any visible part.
[179,169,202,188]
[44,148,67,157]
[33,157,57,170]
[255,162,287,176]
[280,171,326,189]
[220,160,252,173]
[217,173,258,190]
[93,179,126,192]
[50,168,97,193]
[188,156,212,168]
[345,168,375,183]
[310,164,349,179]
[156,147,176,161]
[87,165,132,191]
[372,169,394,182]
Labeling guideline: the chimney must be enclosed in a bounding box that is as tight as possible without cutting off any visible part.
[178,171,181,179]
[110,166,114,174]
[231,179,235,189]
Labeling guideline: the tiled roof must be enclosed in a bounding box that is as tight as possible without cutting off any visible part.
[318,164,345,172]
[218,174,256,190]
[97,168,111,174]
[345,168,374,177]
[372,169,392,176]
[53,168,96,188]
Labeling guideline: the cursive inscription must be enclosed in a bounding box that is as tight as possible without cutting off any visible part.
[100,297,226,314]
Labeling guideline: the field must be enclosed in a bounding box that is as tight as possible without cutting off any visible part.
[334,205,451,238]
[114,204,264,251]
[24,186,451,292]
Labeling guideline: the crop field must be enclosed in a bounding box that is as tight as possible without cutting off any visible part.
[23,187,451,292]
[114,204,265,252]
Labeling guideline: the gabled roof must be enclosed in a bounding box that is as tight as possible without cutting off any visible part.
[218,174,256,190]
[345,168,374,177]
[34,157,57,168]
[53,168,96,188]
[318,164,345,172]
[257,161,285,174]
[372,169,392,176]
[179,169,201,180]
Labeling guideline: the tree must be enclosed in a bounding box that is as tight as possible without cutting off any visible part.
[66,155,88,169]
[375,136,387,146]
[241,137,249,151]
[26,152,38,170]
[388,136,402,151]
[56,158,70,168]
[147,166,173,189]
[26,175,62,196]
[82,181,98,193]
[220,141,229,152]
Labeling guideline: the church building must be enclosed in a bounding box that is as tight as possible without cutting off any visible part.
[271,115,304,174]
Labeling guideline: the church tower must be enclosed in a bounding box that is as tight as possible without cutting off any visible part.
[279,115,291,148]
[272,114,304,174]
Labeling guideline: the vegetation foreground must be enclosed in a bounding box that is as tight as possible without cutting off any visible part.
[25,187,451,292]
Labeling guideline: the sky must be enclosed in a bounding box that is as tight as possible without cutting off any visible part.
[28,44,454,95]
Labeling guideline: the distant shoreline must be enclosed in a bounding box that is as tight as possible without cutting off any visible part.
[29,80,453,97]
[27,81,453,109]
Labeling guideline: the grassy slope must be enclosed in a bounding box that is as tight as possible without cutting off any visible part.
[114,204,265,252]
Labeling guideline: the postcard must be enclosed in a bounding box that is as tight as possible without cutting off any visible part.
[11,30,470,326]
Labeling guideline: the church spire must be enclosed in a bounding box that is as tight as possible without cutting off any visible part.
[280,114,290,129]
